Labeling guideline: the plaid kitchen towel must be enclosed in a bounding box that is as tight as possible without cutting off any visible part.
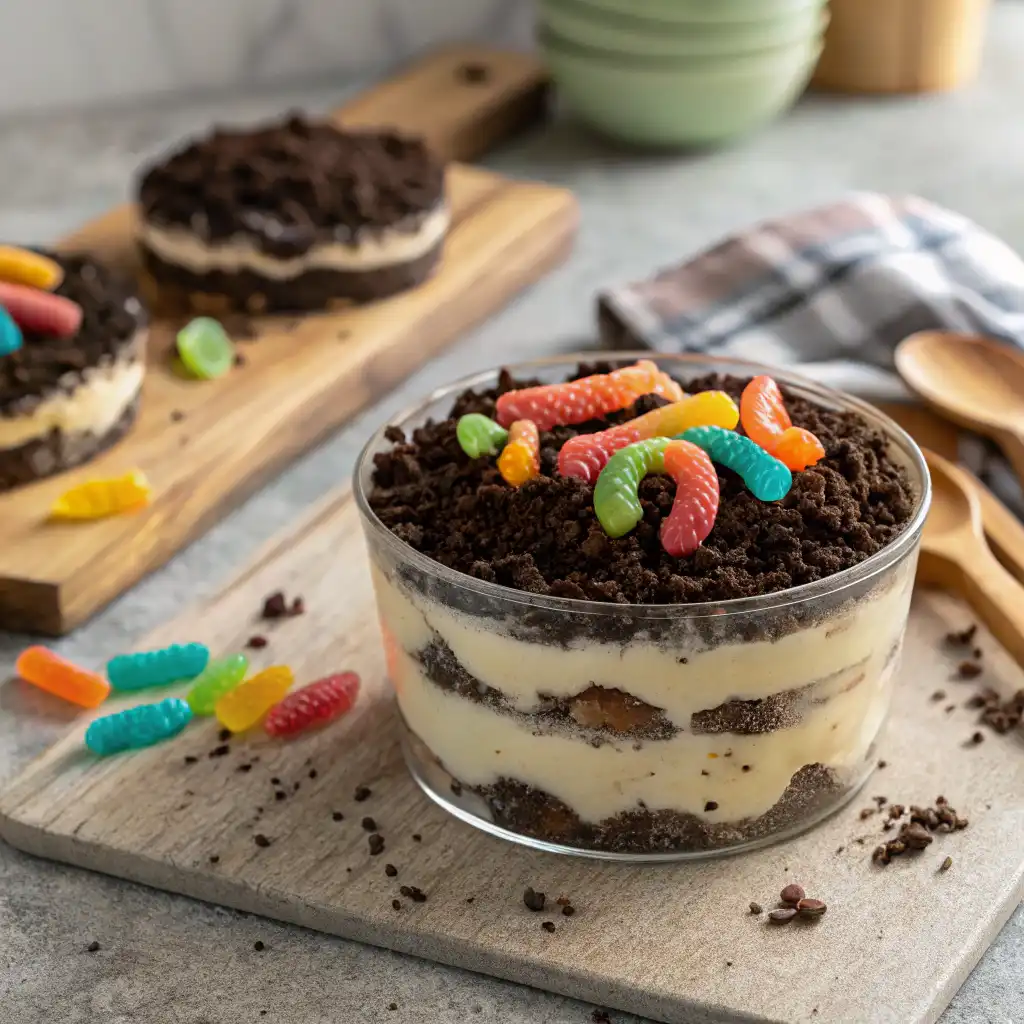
[598,192,1024,403]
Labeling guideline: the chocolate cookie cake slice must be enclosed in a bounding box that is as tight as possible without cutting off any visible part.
[0,252,147,491]
[136,114,448,313]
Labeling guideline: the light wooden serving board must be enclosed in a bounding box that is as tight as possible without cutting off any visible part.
[0,46,577,637]
[2,487,1023,1024]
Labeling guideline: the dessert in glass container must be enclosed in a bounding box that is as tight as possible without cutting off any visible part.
[355,355,930,860]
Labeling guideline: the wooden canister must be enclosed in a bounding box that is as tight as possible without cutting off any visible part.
[812,0,991,94]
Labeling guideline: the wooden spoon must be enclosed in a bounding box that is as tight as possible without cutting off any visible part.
[919,448,1024,668]
[878,400,1024,585]
[896,331,1024,484]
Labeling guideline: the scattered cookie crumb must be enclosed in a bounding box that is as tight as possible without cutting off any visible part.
[354,785,372,802]
[332,811,344,822]
[86,941,100,953]
[399,885,427,903]
[368,834,385,856]
[253,941,265,952]
[749,902,763,915]
[940,856,953,872]
[946,624,978,646]
[385,864,398,878]
[957,661,983,680]
[209,855,220,865]
[170,409,185,423]
[246,635,268,649]
[254,834,271,848]
[541,921,556,933]
[523,887,546,912]
[361,816,377,832]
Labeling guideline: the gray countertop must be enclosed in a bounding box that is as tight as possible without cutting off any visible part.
[3,7,1024,1022]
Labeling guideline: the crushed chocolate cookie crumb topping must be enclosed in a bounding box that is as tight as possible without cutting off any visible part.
[368,368,915,606]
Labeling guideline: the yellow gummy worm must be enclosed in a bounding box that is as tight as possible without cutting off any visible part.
[50,470,152,521]
[0,246,64,291]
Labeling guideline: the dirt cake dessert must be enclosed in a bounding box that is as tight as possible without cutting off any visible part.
[136,115,447,313]
[0,251,147,491]
[355,357,929,857]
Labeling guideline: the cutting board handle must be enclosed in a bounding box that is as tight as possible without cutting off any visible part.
[333,46,549,163]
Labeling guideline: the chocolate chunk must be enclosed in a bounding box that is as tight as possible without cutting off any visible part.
[261,591,288,619]
[946,624,978,646]
[796,898,827,918]
[780,884,805,904]
[368,834,385,856]
[523,887,546,912]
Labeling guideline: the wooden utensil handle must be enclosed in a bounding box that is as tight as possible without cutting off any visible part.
[333,46,549,163]
[953,543,1024,670]
[964,464,1024,586]
[994,428,1024,496]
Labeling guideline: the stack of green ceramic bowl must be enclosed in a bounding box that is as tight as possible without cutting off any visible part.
[537,0,829,147]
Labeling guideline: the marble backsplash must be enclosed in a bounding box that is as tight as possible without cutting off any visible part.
[2,0,533,116]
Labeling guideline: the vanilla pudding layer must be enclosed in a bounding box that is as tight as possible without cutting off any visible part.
[0,341,146,450]
[373,559,913,831]
[139,206,450,278]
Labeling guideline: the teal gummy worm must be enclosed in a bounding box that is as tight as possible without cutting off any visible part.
[680,426,792,502]
[593,437,670,538]
[107,642,210,691]
[85,698,192,755]
[456,414,509,459]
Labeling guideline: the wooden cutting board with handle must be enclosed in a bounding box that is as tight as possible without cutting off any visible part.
[0,46,578,637]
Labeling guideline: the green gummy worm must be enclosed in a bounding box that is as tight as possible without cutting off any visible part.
[593,437,670,538]
[186,654,250,715]
[456,414,509,459]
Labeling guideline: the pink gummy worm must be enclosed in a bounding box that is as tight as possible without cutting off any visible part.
[660,440,720,558]
[495,360,683,430]
[0,280,82,338]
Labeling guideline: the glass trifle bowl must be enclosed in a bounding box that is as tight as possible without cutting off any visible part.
[354,355,931,861]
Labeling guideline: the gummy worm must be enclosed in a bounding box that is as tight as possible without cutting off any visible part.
[495,360,684,430]
[593,437,720,556]
[558,390,738,484]
[497,420,540,487]
[680,425,792,502]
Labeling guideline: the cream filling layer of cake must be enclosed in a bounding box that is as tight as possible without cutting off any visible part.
[370,561,915,726]
[0,348,145,450]
[388,636,898,824]
[138,205,450,278]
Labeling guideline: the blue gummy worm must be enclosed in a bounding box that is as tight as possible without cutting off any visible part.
[107,642,210,691]
[85,697,193,756]
[680,426,792,502]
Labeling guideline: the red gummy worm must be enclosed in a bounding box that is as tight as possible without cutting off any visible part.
[0,281,82,338]
[660,440,720,558]
[264,672,361,737]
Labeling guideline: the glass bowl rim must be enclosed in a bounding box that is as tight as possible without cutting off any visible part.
[353,352,932,620]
